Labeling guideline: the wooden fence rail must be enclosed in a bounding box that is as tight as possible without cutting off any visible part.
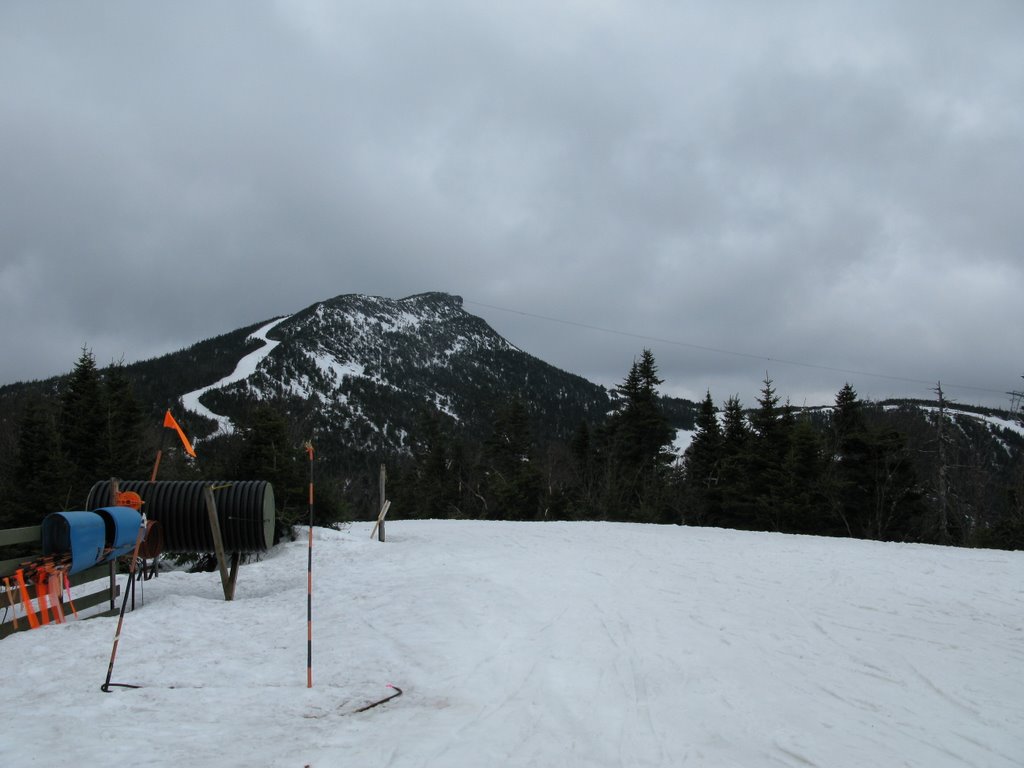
[0,524,119,639]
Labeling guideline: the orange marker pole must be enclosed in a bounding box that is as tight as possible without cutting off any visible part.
[63,572,80,619]
[101,516,150,692]
[14,570,39,629]
[305,441,315,689]
[35,571,51,626]
[48,572,64,624]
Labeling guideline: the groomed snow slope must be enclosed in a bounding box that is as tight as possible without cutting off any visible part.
[2,521,1022,767]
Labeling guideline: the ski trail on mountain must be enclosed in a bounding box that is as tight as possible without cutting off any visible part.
[180,315,291,435]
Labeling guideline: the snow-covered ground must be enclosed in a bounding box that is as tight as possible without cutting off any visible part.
[180,315,290,435]
[2,521,1022,767]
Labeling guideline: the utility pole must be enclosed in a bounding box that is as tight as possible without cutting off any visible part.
[933,382,950,545]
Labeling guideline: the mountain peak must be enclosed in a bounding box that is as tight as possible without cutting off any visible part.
[181,292,608,454]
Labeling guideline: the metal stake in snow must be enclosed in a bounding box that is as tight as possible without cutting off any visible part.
[304,441,315,689]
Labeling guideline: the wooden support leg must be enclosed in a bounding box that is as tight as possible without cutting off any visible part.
[203,485,233,601]
[226,552,240,601]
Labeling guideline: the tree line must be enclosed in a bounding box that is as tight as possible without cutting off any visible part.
[1,347,1022,551]
[0,348,322,540]
[391,352,1024,550]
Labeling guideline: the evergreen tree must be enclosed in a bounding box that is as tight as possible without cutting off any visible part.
[234,404,307,538]
[551,420,597,520]
[746,376,792,531]
[570,420,591,464]
[405,410,459,519]
[604,350,675,522]
[101,362,146,480]
[824,383,870,536]
[479,399,542,520]
[977,449,1024,550]
[782,417,828,534]
[716,395,754,529]
[832,383,865,441]
[681,390,722,525]
[825,384,924,541]
[59,347,107,504]
[7,396,67,526]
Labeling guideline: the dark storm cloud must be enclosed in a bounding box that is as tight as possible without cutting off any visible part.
[1,1,1022,408]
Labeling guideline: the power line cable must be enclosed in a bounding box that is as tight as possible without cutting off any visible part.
[464,299,1010,398]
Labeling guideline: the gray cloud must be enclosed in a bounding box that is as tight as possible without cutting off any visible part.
[2,1,1022,409]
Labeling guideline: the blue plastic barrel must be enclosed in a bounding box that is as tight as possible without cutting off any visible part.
[94,506,143,561]
[41,512,106,575]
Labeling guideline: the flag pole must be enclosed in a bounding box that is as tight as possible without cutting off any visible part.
[150,428,168,482]
[305,441,315,689]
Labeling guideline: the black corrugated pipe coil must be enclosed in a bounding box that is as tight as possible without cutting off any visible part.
[86,480,276,554]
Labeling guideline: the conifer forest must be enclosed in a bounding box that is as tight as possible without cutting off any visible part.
[1,347,1022,552]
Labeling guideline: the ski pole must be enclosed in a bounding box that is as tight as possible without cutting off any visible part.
[305,441,314,689]
[101,514,150,692]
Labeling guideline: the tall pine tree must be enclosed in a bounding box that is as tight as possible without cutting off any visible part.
[825,384,924,541]
[716,395,753,529]
[681,390,722,525]
[746,376,792,531]
[59,347,107,505]
[101,362,146,480]
[7,396,66,525]
[604,350,675,522]
[478,399,542,520]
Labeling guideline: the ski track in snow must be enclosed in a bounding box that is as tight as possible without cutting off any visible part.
[2,521,1022,768]
[180,315,291,435]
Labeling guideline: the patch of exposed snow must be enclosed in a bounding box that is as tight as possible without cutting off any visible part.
[377,310,422,334]
[983,414,1024,438]
[312,354,364,384]
[673,428,696,455]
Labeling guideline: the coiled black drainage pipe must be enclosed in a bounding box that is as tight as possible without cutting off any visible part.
[86,480,276,554]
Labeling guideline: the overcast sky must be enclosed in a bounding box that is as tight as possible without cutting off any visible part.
[2,2,1022,409]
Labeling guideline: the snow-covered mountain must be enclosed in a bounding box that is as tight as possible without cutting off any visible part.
[179,292,620,452]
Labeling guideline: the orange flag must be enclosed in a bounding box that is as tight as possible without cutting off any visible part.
[163,410,197,457]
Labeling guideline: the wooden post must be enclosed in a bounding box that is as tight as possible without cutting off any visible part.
[370,501,391,541]
[379,464,386,542]
[227,552,240,600]
[203,485,234,601]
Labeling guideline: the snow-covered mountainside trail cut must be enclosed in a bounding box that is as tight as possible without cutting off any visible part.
[2,521,1021,767]
[180,315,290,435]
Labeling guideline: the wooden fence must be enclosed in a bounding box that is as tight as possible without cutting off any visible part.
[0,524,119,639]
